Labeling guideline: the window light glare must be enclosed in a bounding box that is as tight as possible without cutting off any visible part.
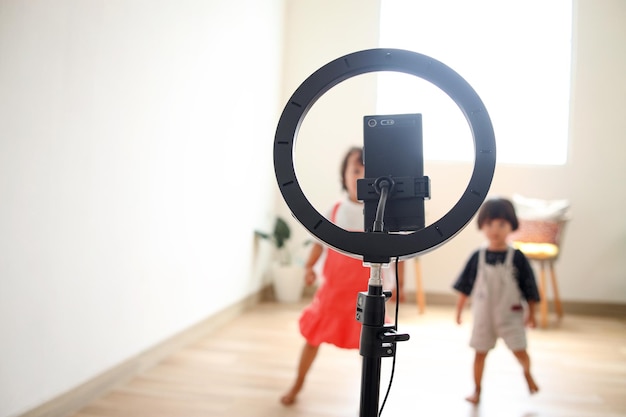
[377,0,572,165]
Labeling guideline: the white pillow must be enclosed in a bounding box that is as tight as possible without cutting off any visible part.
[512,194,570,221]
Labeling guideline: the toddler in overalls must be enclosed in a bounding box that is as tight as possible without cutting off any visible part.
[453,197,540,404]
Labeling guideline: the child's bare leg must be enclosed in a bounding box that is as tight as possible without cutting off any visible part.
[280,342,319,405]
[513,349,539,394]
[466,351,487,404]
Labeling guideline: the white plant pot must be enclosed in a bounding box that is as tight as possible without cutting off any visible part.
[271,263,304,303]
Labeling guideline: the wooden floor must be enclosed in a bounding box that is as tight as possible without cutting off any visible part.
[72,301,626,417]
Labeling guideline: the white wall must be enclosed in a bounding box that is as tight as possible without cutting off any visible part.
[279,0,626,303]
[0,1,284,416]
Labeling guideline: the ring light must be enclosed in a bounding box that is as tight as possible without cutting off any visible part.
[274,48,496,263]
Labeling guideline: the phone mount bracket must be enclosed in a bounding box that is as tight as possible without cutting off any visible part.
[357,176,430,201]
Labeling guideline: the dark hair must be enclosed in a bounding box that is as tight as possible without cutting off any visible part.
[340,146,363,191]
[477,197,519,231]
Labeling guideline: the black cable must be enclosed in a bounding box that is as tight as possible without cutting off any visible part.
[371,178,397,416]
[379,255,401,416]
[373,179,391,232]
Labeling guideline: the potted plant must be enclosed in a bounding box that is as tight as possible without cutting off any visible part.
[255,216,308,302]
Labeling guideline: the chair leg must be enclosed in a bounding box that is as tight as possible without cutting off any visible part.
[549,261,563,319]
[538,261,549,328]
[414,258,425,314]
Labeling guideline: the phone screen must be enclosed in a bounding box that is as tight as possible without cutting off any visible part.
[361,113,426,232]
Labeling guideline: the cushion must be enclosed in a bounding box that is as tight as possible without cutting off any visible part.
[512,194,570,221]
[511,219,562,244]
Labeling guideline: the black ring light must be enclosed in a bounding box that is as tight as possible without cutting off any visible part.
[274,48,496,263]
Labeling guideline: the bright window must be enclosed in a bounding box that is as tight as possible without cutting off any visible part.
[377,0,572,165]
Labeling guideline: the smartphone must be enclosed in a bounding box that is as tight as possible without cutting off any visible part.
[361,113,426,232]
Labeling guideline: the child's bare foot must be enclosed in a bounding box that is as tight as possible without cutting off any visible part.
[525,372,539,394]
[280,387,299,406]
[465,389,481,405]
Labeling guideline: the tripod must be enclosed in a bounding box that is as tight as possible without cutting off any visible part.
[356,263,410,417]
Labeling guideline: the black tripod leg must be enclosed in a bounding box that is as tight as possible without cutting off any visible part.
[357,280,386,417]
[360,355,382,417]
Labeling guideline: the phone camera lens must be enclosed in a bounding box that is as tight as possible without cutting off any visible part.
[367,119,377,127]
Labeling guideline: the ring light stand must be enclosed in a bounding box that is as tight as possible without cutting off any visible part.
[274,48,496,417]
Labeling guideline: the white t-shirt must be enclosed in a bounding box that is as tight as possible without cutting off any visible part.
[327,196,364,231]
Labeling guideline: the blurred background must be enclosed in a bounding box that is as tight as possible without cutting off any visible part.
[1,1,624,416]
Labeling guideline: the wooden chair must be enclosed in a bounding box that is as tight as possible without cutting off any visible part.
[511,217,568,328]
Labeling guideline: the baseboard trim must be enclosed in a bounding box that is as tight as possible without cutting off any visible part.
[18,290,264,417]
[407,291,626,318]
[557,300,626,317]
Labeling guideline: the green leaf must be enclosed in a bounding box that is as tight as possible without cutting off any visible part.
[273,217,291,249]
